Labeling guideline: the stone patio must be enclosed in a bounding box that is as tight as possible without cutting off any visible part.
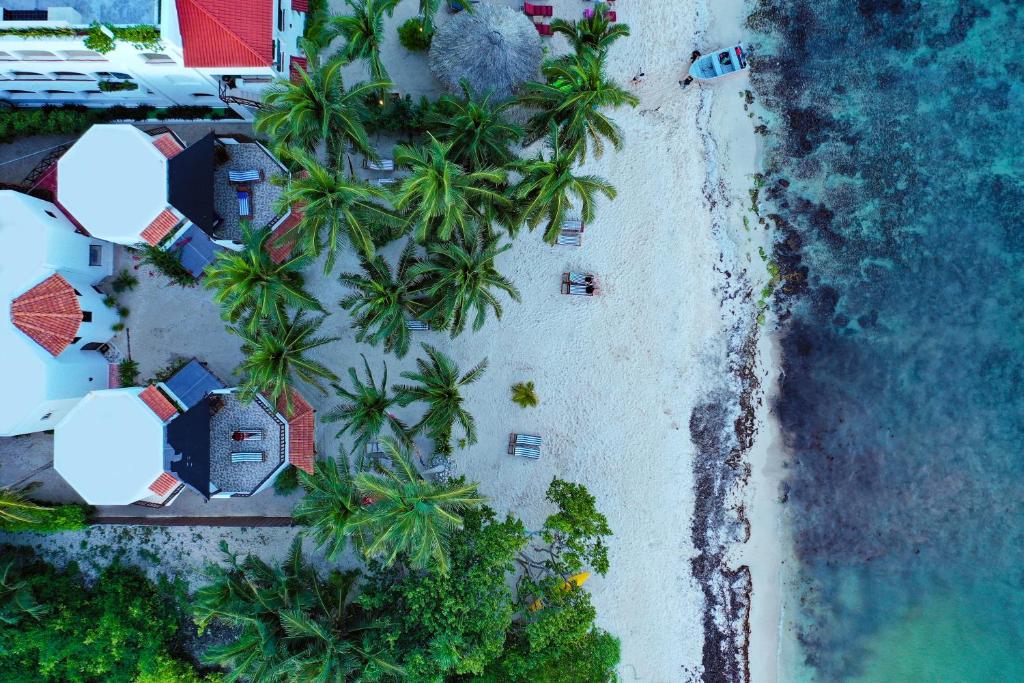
[212,140,290,243]
[208,393,286,495]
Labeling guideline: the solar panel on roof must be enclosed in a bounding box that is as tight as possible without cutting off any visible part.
[164,359,225,410]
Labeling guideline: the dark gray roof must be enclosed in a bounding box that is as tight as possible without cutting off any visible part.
[164,358,225,410]
[167,396,212,499]
[169,132,217,234]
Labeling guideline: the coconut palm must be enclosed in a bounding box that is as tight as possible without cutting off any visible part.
[194,539,401,681]
[417,0,441,31]
[339,241,424,358]
[203,223,321,334]
[551,4,630,55]
[392,135,509,244]
[278,151,403,271]
[410,229,520,336]
[324,355,410,453]
[293,455,362,561]
[255,50,386,162]
[234,311,338,409]
[333,0,399,84]
[512,127,617,244]
[0,488,49,527]
[427,81,524,170]
[394,343,488,448]
[517,50,639,160]
[347,438,485,573]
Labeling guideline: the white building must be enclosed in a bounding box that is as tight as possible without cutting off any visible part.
[0,190,116,436]
[0,0,309,119]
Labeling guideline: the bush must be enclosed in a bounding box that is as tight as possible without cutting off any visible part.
[117,305,130,318]
[82,23,116,53]
[138,244,196,287]
[0,503,89,532]
[111,270,138,292]
[398,17,434,51]
[511,381,538,408]
[118,358,140,386]
[97,80,138,92]
[273,464,300,495]
[102,295,118,308]
[156,105,234,121]
[362,93,434,136]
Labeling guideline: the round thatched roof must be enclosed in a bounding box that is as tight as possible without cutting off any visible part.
[429,3,542,101]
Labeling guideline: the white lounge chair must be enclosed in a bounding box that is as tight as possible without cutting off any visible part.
[229,169,263,183]
[237,190,251,218]
[234,428,263,441]
[556,230,582,247]
[363,158,395,171]
[515,433,542,447]
[406,319,430,331]
[231,452,265,463]
[513,445,541,459]
[565,284,594,296]
[561,217,584,232]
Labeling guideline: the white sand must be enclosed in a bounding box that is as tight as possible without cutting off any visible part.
[0,0,791,680]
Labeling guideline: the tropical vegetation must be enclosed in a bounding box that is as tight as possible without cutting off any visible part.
[324,355,410,451]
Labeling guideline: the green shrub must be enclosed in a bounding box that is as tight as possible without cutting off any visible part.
[273,464,300,495]
[118,359,140,386]
[111,321,125,332]
[111,270,138,292]
[138,244,196,287]
[0,27,76,39]
[83,24,115,53]
[102,294,118,308]
[511,381,538,408]
[110,25,162,52]
[398,17,433,51]
[97,80,138,92]
[362,93,434,136]
[0,502,89,533]
[156,105,232,121]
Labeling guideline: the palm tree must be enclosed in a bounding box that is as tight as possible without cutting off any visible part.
[0,488,50,527]
[255,51,386,161]
[293,456,361,561]
[410,229,520,336]
[417,0,441,31]
[512,127,617,243]
[203,223,321,334]
[234,311,338,409]
[394,343,488,448]
[517,50,639,160]
[0,560,46,625]
[347,438,484,573]
[333,0,399,84]
[392,135,509,244]
[194,539,401,681]
[551,4,630,55]
[427,81,523,170]
[324,355,410,452]
[278,152,403,271]
[339,241,424,358]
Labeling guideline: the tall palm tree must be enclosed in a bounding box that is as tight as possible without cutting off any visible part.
[234,311,338,409]
[293,456,361,561]
[194,539,401,681]
[517,51,639,160]
[347,438,485,573]
[394,343,488,447]
[417,0,441,31]
[339,241,424,358]
[512,127,617,244]
[203,223,322,334]
[333,0,399,84]
[324,355,410,452]
[0,488,50,527]
[410,229,520,336]
[427,81,523,170]
[392,135,509,244]
[278,152,403,271]
[255,51,386,161]
[551,4,630,55]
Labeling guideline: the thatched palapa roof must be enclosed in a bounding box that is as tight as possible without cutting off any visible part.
[428,3,542,101]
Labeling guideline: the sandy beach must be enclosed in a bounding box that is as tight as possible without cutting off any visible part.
[0,0,789,680]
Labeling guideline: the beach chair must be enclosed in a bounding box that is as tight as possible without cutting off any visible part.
[374,177,397,186]
[564,272,595,286]
[363,158,395,171]
[562,217,585,232]
[406,319,430,331]
[562,283,595,296]
[556,230,581,246]
[232,428,263,441]
[534,22,554,36]
[523,2,553,17]
[515,433,542,447]
[228,169,264,184]
[508,433,542,455]
[236,189,252,218]
[231,452,265,463]
[513,445,541,459]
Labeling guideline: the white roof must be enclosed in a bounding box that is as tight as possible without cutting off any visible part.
[54,388,167,505]
[57,125,169,244]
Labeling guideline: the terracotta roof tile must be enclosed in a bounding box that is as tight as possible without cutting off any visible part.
[108,363,121,388]
[140,208,182,246]
[265,204,303,263]
[176,0,274,68]
[289,55,308,83]
[148,472,179,496]
[139,385,179,422]
[152,133,184,159]
[292,0,309,12]
[276,389,315,473]
[10,274,82,357]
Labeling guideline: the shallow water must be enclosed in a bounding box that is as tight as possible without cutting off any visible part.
[748,1,1024,680]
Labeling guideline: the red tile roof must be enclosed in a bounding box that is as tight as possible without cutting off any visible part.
[10,274,82,357]
[292,0,309,12]
[148,472,179,496]
[140,208,181,246]
[265,205,303,263]
[108,363,121,388]
[152,133,184,159]
[289,55,308,83]
[139,385,179,422]
[176,0,274,68]
[276,389,315,473]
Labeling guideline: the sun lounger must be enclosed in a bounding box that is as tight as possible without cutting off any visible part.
[556,230,581,246]
[563,272,595,286]
[228,169,264,183]
[523,3,553,16]
[231,452,265,463]
[513,445,541,459]
[534,22,554,36]
[233,428,263,441]
[508,433,542,455]
[362,158,395,171]
[405,319,430,331]
[237,190,252,218]
[514,433,542,447]
[561,217,585,232]
[374,177,396,186]
[563,283,596,296]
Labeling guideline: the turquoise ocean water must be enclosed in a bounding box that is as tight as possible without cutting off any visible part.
[747,1,1024,680]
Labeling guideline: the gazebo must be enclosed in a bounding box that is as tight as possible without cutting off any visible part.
[428,3,542,101]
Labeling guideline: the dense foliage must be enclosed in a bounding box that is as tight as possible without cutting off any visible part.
[397,17,433,52]
[0,491,88,532]
[138,243,197,287]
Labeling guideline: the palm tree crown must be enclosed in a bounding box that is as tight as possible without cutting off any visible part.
[204,222,322,333]
[427,81,523,170]
[293,456,362,561]
[339,241,424,358]
[551,4,630,55]
[410,228,520,336]
[0,489,51,528]
[392,135,509,244]
[394,343,488,448]
[333,0,398,84]
[513,127,617,243]
[347,438,485,573]
[325,355,410,452]
[279,152,402,271]
[235,311,339,408]
[517,50,639,160]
